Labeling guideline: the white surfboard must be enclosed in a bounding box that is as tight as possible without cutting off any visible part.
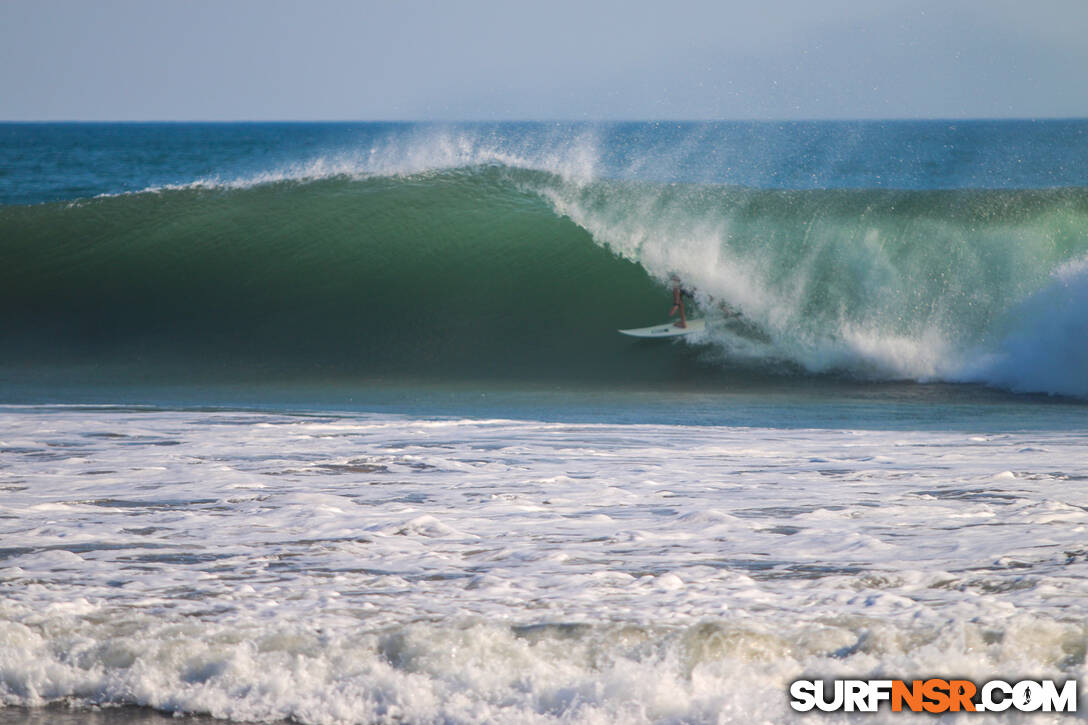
[617,318,705,338]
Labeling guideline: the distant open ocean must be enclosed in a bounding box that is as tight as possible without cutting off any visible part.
[1,121,1086,723]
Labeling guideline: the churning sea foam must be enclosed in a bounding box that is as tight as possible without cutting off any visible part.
[958,254,1088,397]
[1,407,1086,723]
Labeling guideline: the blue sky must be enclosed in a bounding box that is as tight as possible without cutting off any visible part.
[2,0,1086,120]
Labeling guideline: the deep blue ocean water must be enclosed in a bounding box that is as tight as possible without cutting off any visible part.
[4,121,1088,207]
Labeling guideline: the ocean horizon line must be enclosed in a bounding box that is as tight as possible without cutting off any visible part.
[3,116,1088,124]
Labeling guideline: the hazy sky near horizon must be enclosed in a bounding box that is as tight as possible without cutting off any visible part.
[2,0,1086,120]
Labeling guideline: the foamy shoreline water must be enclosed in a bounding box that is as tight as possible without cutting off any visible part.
[1,405,1085,723]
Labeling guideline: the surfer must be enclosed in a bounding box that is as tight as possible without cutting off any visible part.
[669,278,694,328]
[669,276,740,328]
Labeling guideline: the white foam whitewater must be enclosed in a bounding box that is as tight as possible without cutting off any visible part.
[958,255,1088,398]
[1,407,1085,723]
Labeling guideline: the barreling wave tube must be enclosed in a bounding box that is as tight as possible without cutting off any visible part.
[3,163,1087,395]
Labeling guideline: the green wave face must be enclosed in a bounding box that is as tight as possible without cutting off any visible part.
[0,169,688,383]
[3,166,1088,394]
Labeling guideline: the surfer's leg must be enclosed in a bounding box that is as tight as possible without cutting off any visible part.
[675,304,687,328]
[669,285,687,320]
